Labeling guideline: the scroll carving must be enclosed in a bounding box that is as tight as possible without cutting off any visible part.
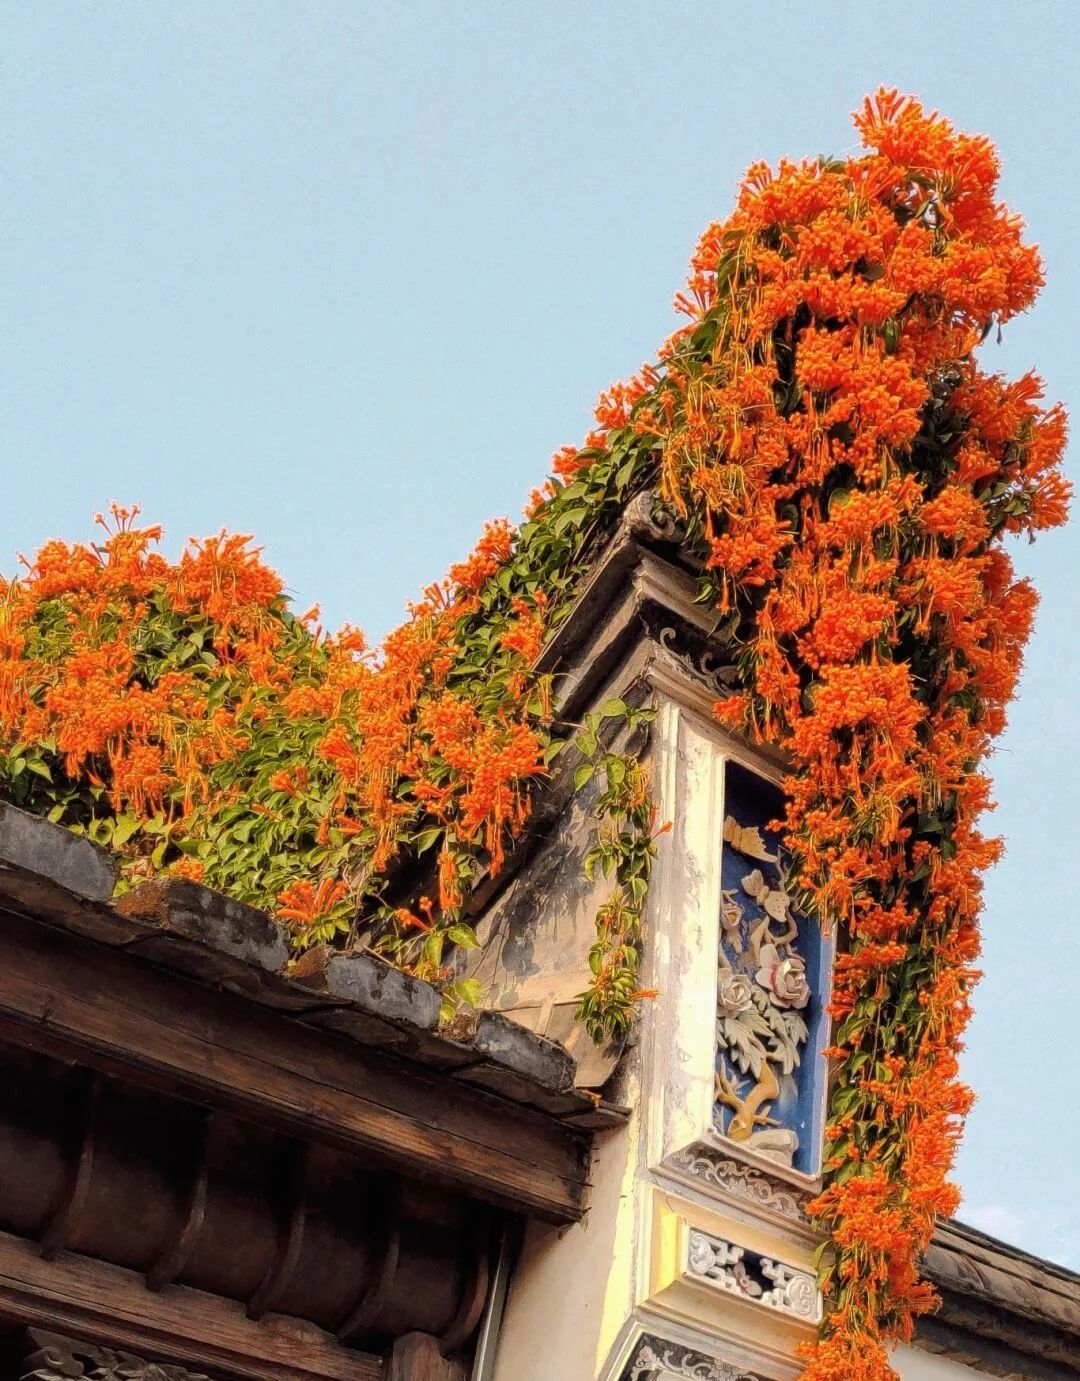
[623,1333,761,1381]
[666,1144,810,1221]
[686,1229,821,1323]
[656,626,739,698]
[624,492,683,545]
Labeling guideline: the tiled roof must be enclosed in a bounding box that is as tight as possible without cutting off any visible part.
[0,800,626,1132]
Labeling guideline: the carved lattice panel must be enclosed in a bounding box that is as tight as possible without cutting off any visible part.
[713,759,831,1177]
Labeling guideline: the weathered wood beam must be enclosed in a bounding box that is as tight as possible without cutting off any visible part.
[387,1333,465,1381]
[0,1230,382,1381]
[0,907,589,1225]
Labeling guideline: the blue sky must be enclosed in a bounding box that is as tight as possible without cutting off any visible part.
[3,2,1077,1265]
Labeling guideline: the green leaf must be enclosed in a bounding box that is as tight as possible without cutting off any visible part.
[446,923,480,950]
[574,763,596,791]
[112,815,141,848]
[451,977,482,1008]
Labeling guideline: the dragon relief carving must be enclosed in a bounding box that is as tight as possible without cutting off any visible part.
[714,807,811,1169]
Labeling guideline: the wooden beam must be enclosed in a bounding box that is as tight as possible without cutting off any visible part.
[0,1230,382,1381]
[0,908,588,1224]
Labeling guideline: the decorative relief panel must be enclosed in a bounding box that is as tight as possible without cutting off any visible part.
[18,1330,210,1381]
[713,761,831,1177]
[623,1333,762,1381]
[667,1145,810,1224]
[686,1230,821,1324]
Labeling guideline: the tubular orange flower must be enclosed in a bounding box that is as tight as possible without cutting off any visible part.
[277,877,349,928]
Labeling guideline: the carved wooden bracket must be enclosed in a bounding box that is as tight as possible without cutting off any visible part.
[15,1328,211,1380]
[386,1332,465,1381]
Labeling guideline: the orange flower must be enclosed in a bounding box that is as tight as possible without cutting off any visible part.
[276,877,349,928]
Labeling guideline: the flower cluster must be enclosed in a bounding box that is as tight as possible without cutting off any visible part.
[0,506,549,972]
[562,89,1067,1378]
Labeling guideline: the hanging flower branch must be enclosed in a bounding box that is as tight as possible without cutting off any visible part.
[0,90,1068,1377]
[601,90,1067,1379]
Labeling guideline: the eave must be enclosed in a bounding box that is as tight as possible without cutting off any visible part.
[0,802,621,1379]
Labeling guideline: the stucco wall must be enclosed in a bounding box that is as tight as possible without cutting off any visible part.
[894,1345,983,1379]
[491,1108,640,1381]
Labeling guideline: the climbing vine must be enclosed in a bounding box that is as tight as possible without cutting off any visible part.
[629,91,1066,1379]
[0,91,1068,1377]
[570,698,662,1042]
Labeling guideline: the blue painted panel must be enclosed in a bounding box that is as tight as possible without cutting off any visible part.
[713,758,832,1177]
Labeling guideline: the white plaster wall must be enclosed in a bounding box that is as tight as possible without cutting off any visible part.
[894,1345,983,1379]
[490,1106,640,1381]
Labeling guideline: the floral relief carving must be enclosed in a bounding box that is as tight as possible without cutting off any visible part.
[759,1258,820,1320]
[720,817,775,864]
[714,778,817,1170]
[754,943,810,1011]
[716,966,754,1018]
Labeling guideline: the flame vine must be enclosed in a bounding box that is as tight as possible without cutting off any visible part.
[0,92,1068,1375]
